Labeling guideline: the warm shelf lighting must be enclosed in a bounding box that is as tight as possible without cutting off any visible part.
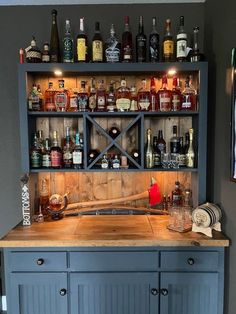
[167,69,177,76]
[54,70,63,76]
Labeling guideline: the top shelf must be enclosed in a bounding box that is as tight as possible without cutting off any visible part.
[19,62,208,74]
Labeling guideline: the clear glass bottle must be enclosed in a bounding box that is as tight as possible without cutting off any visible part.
[186,128,195,168]
[136,16,146,62]
[44,82,56,112]
[50,9,60,62]
[92,21,103,62]
[105,24,121,63]
[55,79,69,112]
[76,17,88,62]
[72,133,83,169]
[50,131,62,169]
[116,79,131,111]
[63,19,74,63]
[171,76,181,111]
[176,16,187,62]
[77,81,88,112]
[121,16,133,62]
[181,76,197,111]
[42,138,51,168]
[130,86,138,111]
[96,80,106,111]
[162,19,174,62]
[157,75,172,112]
[107,81,116,112]
[150,77,157,111]
[138,79,151,111]
[112,155,120,169]
[101,154,109,169]
[145,128,154,168]
[89,77,97,112]
[149,17,160,62]
[28,84,41,111]
[25,36,42,63]
[189,26,204,62]
[42,42,50,63]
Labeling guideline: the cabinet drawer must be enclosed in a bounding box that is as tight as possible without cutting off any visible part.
[70,251,158,271]
[160,251,219,270]
[9,251,67,271]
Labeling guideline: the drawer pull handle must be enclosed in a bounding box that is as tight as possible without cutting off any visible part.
[151,288,159,296]
[187,258,195,265]
[161,289,168,296]
[59,289,67,296]
[36,258,44,266]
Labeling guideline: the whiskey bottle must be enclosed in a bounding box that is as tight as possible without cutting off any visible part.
[63,128,73,168]
[172,181,183,206]
[63,19,74,63]
[116,79,131,111]
[150,77,157,111]
[88,149,100,165]
[28,84,41,111]
[157,75,172,112]
[50,9,60,62]
[101,155,109,169]
[96,80,106,111]
[30,133,42,168]
[42,138,51,168]
[136,16,147,62]
[178,136,186,167]
[68,89,78,112]
[189,27,204,62]
[76,17,88,62]
[186,128,195,168]
[153,136,161,167]
[55,80,69,112]
[145,128,154,168]
[176,16,187,62]
[42,42,50,63]
[72,133,83,169]
[130,86,138,111]
[157,130,166,156]
[162,19,174,62]
[171,76,181,111]
[50,131,62,169]
[44,82,56,112]
[170,125,181,154]
[112,155,120,169]
[149,17,160,62]
[106,82,116,112]
[77,81,88,112]
[89,78,97,112]
[105,24,121,63]
[25,36,42,63]
[121,16,133,62]
[181,76,197,111]
[92,22,103,62]
[37,85,43,111]
[137,79,150,111]
[108,125,121,139]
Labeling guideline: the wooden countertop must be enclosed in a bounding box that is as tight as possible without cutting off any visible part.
[0,215,229,247]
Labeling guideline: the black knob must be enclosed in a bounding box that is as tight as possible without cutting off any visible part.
[161,288,168,296]
[151,288,159,296]
[187,258,195,265]
[36,258,44,266]
[59,288,67,296]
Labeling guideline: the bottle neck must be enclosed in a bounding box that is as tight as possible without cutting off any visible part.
[152,17,157,33]
[80,18,85,33]
[138,16,144,34]
[193,27,200,52]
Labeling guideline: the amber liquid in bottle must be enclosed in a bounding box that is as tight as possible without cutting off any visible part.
[162,19,174,62]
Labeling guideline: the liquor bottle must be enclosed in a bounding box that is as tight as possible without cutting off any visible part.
[63,19,74,63]
[50,131,62,169]
[105,24,121,63]
[55,79,69,112]
[153,136,161,167]
[68,89,78,112]
[106,81,116,112]
[30,133,42,168]
[176,16,187,62]
[37,85,43,111]
[178,137,186,167]
[63,129,73,168]
[189,27,204,62]
[121,16,133,62]
[92,22,103,62]
[171,76,181,111]
[172,181,183,206]
[170,125,181,154]
[136,16,146,62]
[89,78,97,111]
[76,17,88,62]
[25,36,42,63]
[130,149,140,163]
[145,128,154,168]
[42,138,51,168]
[42,42,50,63]
[157,130,166,156]
[157,75,172,112]
[116,78,131,111]
[72,133,83,169]
[181,76,197,111]
[130,86,138,111]
[137,79,150,111]
[108,125,121,139]
[101,155,109,169]
[77,81,88,112]
[149,17,160,62]
[112,155,120,169]
[37,130,44,151]
[184,132,190,154]
[50,9,60,63]
[150,77,157,111]
[44,82,56,111]
[186,128,195,168]
[88,149,100,165]
[28,84,41,111]
[96,80,106,111]
[162,19,174,62]
[39,178,49,216]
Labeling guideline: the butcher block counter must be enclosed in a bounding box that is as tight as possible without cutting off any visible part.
[0,215,229,247]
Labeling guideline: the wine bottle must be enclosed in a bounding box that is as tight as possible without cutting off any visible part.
[149,17,159,62]
[63,19,74,63]
[50,9,60,63]
[121,16,133,62]
[92,22,103,62]
[136,16,146,62]
[176,16,187,62]
[145,128,154,168]
[76,17,88,62]
[186,128,195,168]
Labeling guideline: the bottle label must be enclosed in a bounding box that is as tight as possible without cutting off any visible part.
[116,98,131,111]
[101,162,109,169]
[153,152,161,166]
[97,95,106,110]
[89,94,96,110]
[42,154,51,168]
[149,34,159,61]
[63,38,74,62]
[78,95,88,111]
[77,38,87,61]
[172,95,181,111]
[179,154,186,167]
[182,95,192,109]
[163,40,174,55]
[92,40,103,61]
[31,151,41,168]
[45,93,56,111]
[123,45,132,60]
[55,92,67,111]
[112,162,120,169]
[107,98,116,112]
[42,54,50,62]
[137,39,146,62]
[139,99,150,111]
[69,96,78,109]
[159,95,171,112]
[51,151,62,167]
[130,99,138,111]
[177,39,187,58]
[26,51,41,60]
[73,151,82,164]
[105,40,120,62]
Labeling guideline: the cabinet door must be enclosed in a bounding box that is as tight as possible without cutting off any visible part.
[70,272,159,314]
[160,272,218,314]
[9,273,68,314]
